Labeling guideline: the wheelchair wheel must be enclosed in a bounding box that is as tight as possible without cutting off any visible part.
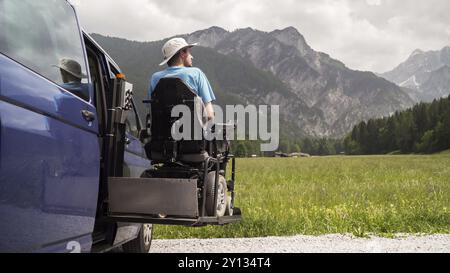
[205,172,227,217]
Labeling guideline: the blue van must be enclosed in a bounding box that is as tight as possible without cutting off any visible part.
[0,0,241,253]
[0,0,152,253]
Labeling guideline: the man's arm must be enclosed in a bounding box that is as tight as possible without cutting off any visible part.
[196,69,216,121]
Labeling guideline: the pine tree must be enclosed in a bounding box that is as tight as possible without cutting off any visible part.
[366,119,379,154]
[434,109,450,151]
[395,111,414,153]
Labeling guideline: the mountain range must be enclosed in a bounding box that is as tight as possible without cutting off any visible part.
[380,46,450,102]
[91,26,422,138]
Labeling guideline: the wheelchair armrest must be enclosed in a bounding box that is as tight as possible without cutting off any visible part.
[214,122,237,130]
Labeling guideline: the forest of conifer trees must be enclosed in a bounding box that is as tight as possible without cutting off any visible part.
[344,95,450,155]
[232,95,450,157]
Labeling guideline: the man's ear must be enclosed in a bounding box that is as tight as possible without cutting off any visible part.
[180,50,187,59]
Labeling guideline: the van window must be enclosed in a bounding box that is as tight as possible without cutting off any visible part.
[0,0,90,101]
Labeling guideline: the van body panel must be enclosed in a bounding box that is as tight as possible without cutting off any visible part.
[0,54,100,252]
[123,131,149,177]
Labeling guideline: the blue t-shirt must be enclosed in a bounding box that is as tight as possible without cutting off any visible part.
[149,66,216,104]
[60,82,90,101]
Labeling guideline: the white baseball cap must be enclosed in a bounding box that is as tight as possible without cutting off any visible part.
[159,37,198,66]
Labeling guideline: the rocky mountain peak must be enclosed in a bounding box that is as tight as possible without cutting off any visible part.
[207,26,228,33]
[275,26,301,36]
[231,27,267,36]
[409,49,424,58]
[269,27,312,57]
[381,46,450,102]
[441,46,450,53]
[236,27,257,32]
[186,26,229,48]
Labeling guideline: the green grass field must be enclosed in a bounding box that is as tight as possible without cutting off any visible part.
[154,152,450,239]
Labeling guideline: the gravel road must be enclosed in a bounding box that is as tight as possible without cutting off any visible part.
[149,234,450,253]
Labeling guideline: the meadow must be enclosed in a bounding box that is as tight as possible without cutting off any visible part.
[154,151,450,239]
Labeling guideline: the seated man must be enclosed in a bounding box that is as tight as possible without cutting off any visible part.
[55,58,89,101]
[149,37,216,121]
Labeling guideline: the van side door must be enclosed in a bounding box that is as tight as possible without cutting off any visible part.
[0,0,100,252]
[124,97,151,177]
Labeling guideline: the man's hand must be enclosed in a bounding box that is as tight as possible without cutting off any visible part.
[205,102,215,121]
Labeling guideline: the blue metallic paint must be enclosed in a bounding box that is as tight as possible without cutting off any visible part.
[0,54,100,252]
[0,55,98,133]
[124,132,150,178]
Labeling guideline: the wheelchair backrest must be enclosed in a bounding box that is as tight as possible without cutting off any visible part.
[150,77,203,141]
[147,77,208,163]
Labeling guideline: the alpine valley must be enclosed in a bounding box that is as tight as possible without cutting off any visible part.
[91,26,442,138]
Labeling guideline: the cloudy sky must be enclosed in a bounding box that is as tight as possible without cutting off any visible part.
[71,0,450,73]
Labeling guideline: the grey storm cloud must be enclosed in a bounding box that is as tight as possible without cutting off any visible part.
[72,0,450,73]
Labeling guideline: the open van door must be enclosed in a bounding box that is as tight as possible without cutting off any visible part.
[0,0,100,252]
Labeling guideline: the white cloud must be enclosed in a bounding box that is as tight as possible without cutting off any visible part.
[73,0,450,73]
[366,0,381,6]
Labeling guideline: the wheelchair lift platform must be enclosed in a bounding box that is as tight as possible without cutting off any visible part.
[106,177,242,227]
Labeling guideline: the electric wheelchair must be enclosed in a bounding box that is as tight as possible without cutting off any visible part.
[141,77,241,226]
